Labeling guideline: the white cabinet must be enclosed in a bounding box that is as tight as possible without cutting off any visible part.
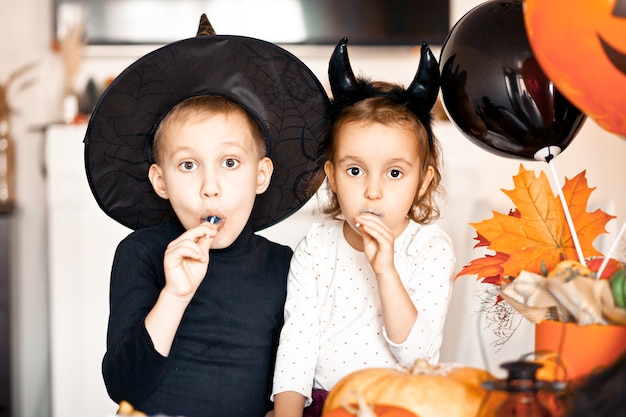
[46,124,128,417]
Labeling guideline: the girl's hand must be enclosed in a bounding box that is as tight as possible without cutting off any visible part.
[355,213,417,343]
[354,213,395,275]
[162,222,220,299]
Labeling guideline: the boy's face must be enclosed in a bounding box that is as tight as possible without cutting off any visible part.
[148,111,272,249]
[324,121,433,247]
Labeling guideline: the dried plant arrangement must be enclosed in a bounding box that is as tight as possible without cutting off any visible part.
[58,20,85,95]
[0,62,37,126]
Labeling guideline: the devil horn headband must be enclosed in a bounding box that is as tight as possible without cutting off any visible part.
[328,37,440,147]
[407,41,441,116]
[328,37,357,102]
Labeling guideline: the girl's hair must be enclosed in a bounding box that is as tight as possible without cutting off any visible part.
[310,82,442,224]
[152,95,266,163]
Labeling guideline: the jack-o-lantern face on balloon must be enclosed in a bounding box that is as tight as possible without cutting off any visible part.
[525,0,626,136]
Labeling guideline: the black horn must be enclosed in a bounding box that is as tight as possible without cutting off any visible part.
[329,37,358,101]
[406,42,440,115]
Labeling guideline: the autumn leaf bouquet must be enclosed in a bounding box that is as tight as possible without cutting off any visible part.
[456,165,626,346]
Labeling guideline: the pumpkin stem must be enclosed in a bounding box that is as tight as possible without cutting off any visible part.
[341,390,378,417]
[409,359,460,376]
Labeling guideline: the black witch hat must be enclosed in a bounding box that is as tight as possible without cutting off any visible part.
[84,15,329,231]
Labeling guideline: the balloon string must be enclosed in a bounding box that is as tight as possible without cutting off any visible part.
[596,220,626,279]
[547,159,586,266]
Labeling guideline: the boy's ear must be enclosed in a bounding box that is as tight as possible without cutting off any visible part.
[148,164,169,199]
[256,157,273,194]
[323,160,337,192]
[418,165,435,198]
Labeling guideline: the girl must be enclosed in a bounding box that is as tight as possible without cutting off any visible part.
[271,38,455,417]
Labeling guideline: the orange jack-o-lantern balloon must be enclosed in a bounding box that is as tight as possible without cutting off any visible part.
[524,0,626,136]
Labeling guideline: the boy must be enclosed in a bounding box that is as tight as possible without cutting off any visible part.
[83,16,328,417]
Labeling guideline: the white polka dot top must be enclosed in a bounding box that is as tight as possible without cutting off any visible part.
[271,220,455,405]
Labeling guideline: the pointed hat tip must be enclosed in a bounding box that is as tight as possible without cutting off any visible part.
[197,13,216,37]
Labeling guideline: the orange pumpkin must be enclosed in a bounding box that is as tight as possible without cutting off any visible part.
[323,389,419,417]
[324,405,418,417]
[322,361,507,417]
[323,391,419,417]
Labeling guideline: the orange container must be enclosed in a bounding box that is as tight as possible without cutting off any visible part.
[534,321,626,380]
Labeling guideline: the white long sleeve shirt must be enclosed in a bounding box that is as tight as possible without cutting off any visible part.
[271,220,455,405]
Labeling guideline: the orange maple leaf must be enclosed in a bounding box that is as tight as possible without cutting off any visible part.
[456,165,615,284]
[457,252,508,285]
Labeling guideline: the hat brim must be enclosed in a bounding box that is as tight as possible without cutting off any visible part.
[84,35,328,231]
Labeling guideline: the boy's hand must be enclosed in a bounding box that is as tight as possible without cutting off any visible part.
[354,213,395,275]
[162,222,220,299]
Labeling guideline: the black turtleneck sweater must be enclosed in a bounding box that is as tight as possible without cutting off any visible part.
[102,220,292,417]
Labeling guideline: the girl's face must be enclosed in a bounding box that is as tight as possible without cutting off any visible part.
[324,121,433,247]
[148,112,272,249]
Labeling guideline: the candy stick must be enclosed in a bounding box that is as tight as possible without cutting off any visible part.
[596,220,626,279]
[547,159,586,266]
[205,215,221,224]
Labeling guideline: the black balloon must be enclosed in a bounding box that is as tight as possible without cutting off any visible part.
[439,0,586,161]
